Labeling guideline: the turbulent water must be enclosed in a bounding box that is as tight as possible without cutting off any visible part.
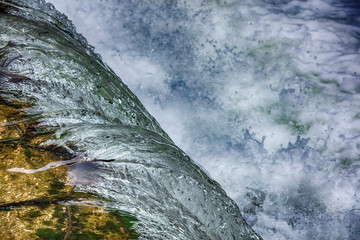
[0,0,262,239]
[44,0,360,239]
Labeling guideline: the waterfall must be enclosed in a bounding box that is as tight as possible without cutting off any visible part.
[0,0,262,239]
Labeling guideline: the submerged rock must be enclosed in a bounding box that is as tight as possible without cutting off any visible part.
[0,98,139,239]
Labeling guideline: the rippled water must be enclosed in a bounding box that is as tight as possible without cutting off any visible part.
[0,0,263,239]
[45,0,360,239]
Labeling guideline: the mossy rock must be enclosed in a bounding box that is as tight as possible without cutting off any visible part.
[0,99,139,239]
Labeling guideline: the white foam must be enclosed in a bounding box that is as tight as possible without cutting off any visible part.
[46,0,360,238]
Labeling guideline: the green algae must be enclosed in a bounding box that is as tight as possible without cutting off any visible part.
[24,148,32,158]
[59,132,68,139]
[36,228,64,240]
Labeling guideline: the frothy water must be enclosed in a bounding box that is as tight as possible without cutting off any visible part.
[0,0,261,239]
[46,0,360,239]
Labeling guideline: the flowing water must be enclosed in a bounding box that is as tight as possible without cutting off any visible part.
[0,0,261,239]
[46,0,360,239]
[1,0,360,239]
